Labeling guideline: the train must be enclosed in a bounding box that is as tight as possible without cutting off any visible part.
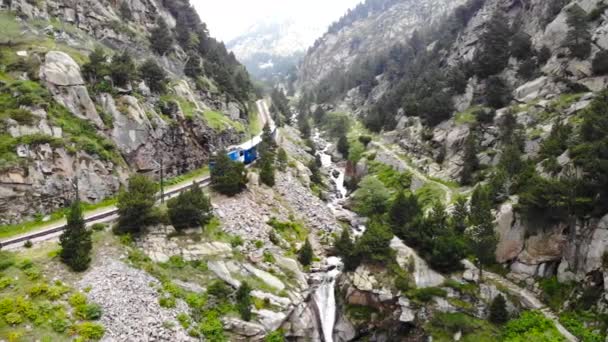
[211,124,277,167]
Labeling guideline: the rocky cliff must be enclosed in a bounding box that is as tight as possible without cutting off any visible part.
[0,0,254,224]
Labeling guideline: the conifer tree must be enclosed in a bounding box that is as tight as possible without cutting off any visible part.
[451,197,469,234]
[337,135,349,158]
[277,148,288,171]
[139,58,167,93]
[334,228,354,260]
[308,160,322,185]
[167,183,212,230]
[184,54,204,78]
[388,191,420,233]
[119,1,132,21]
[117,174,158,234]
[564,5,591,59]
[60,200,92,272]
[236,282,252,321]
[259,151,275,187]
[82,47,108,84]
[298,239,314,266]
[313,106,326,124]
[489,294,509,324]
[474,12,511,78]
[467,186,498,282]
[110,51,135,87]
[211,150,247,196]
[486,76,511,109]
[461,133,479,185]
[150,18,173,55]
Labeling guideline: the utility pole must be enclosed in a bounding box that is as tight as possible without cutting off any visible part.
[159,155,164,203]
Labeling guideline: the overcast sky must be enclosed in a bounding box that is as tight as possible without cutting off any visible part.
[191,0,363,42]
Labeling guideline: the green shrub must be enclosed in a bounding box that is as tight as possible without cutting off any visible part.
[265,329,286,342]
[502,311,564,341]
[73,322,105,340]
[177,313,191,329]
[560,312,603,342]
[200,311,226,341]
[23,267,41,280]
[0,297,14,315]
[231,236,243,247]
[207,280,231,298]
[4,312,23,325]
[159,296,176,308]
[167,183,212,230]
[76,303,103,320]
[69,293,88,307]
[51,318,71,333]
[27,282,49,297]
[91,223,107,231]
[409,287,447,303]
[0,277,13,290]
[17,258,33,270]
[539,277,574,311]
[23,240,33,248]
[0,252,15,271]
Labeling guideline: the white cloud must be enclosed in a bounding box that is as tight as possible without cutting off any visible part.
[191,0,363,42]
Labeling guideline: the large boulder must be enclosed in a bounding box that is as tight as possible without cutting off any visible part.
[583,214,608,273]
[495,202,525,263]
[39,51,103,127]
[390,237,444,288]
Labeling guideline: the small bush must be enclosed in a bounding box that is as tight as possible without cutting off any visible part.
[177,313,191,329]
[207,280,231,298]
[76,303,103,320]
[159,296,177,308]
[0,277,13,290]
[91,223,106,231]
[23,240,33,248]
[4,312,23,325]
[27,282,49,297]
[231,236,243,247]
[69,292,88,307]
[73,322,105,341]
[51,318,70,333]
[409,287,447,303]
[592,50,608,75]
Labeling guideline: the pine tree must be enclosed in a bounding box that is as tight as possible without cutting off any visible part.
[298,239,314,266]
[277,148,288,171]
[592,50,608,75]
[236,282,252,321]
[510,30,532,60]
[564,5,591,59]
[139,58,167,93]
[467,186,498,282]
[167,183,213,230]
[82,47,108,84]
[308,160,322,185]
[451,197,469,234]
[474,12,511,78]
[334,228,354,260]
[119,1,132,21]
[337,135,349,158]
[313,106,326,124]
[60,200,92,272]
[354,220,393,263]
[109,51,135,87]
[259,151,275,187]
[117,175,158,234]
[486,76,511,109]
[489,295,509,324]
[184,54,204,78]
[260,123,276,154]
[461,133,479,185]
[150,18,173,55]
[388,191,421,233]
[211,150,248,196]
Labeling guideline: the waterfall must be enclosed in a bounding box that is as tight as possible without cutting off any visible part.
[313,257,342,342]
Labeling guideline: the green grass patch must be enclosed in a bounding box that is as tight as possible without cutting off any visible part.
[426,312,499,342]
[203,110,244,132]
[559,312,603,342]
[538,277,575,312]
[455,106,485,125]
[346,304,379,322]
[0,251,104,341]
[415,182,446,208]
[502,310,565,342]
[368,161,412,191]
[407,287,447,303]
[267,218,309,246]
[247,103,262,136]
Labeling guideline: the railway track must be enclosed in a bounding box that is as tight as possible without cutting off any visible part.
[0,99,272,250]
[0,176,212,249]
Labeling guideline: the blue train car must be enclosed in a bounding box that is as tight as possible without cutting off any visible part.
[243,146,257,164]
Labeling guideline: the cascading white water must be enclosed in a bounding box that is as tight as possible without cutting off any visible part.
[312,132,363,341]
[313,257,342,342]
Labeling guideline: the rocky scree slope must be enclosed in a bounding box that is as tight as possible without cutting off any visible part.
[0,0,254,224]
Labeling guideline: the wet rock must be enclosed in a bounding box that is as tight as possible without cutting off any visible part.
[391,237,444,288]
